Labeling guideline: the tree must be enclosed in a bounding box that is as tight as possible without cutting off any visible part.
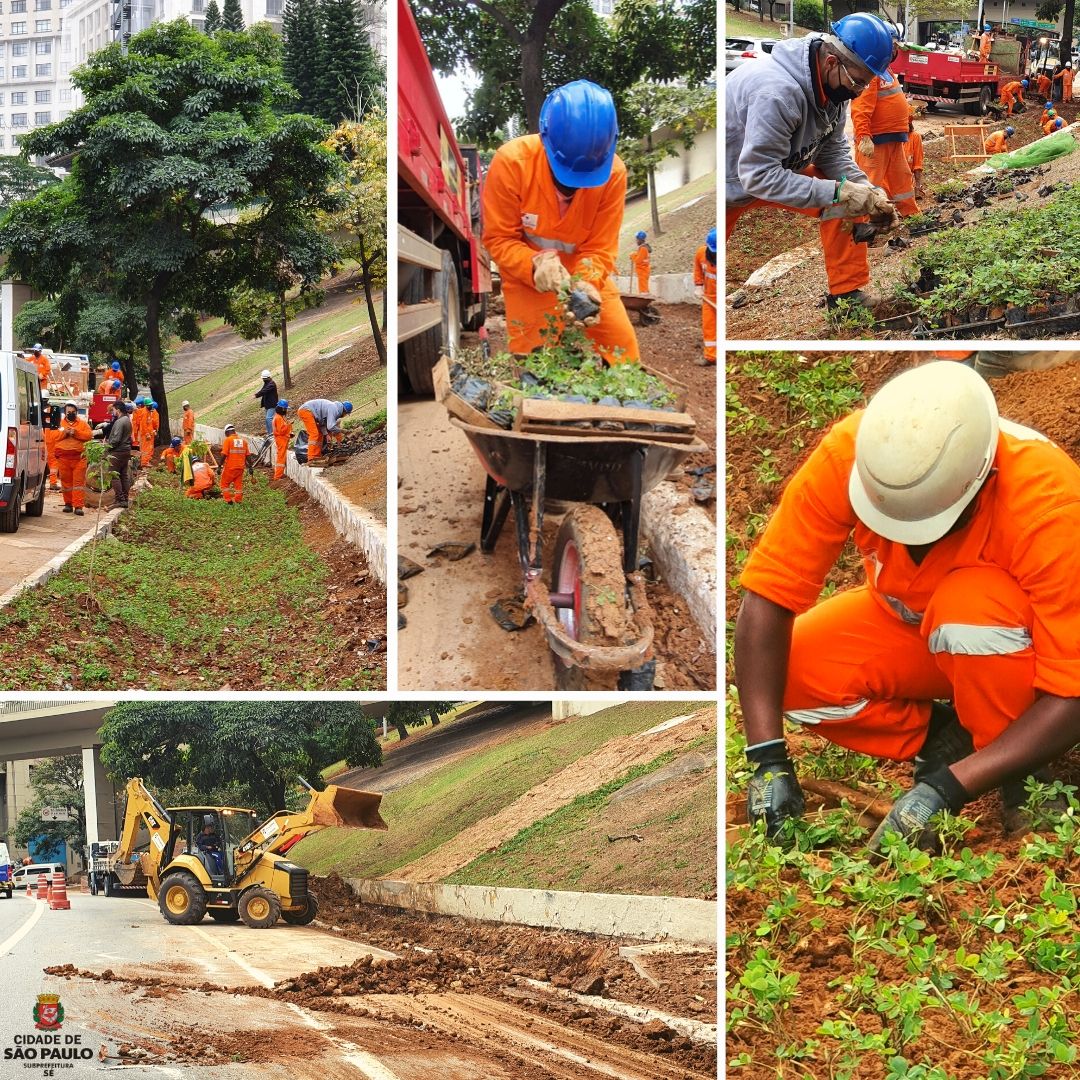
[321,112,387,364]
[386,702,456,741]
[225,283,325,389]
[618,82,715,235]
[0,22,343,446]
[316,0,384,124]
[203,0,222,33]
[282,0,322,114]
[12,756,87,866]
[222,0,245,31]
[0,155,58,208]
[99,701,383,816]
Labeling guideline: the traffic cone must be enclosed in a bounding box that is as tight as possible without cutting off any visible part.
[35,872,49,900]
[48,870,71,911]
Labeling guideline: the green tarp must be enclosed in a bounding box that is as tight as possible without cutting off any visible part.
[987,130,1077,169]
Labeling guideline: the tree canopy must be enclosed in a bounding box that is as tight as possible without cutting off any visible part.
[386,701,457,740]
[222,0,245,31]
[12,756,86,862]
[203,0,223,32]
[99,700,383,816]
[0,21,342,441]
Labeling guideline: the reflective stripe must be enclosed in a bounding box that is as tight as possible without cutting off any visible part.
[882,593,923,625]
[785,698,870,725]
[927,624,1032,656]
[878,85,904,98]
[703,339,717,347]
[893,190,915,202]
[523,230,577,254]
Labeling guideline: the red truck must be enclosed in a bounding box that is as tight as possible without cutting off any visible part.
[891,47,1006,115]
[398,0,491,395]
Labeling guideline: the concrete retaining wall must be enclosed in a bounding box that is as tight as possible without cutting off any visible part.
[186,421,387,586]
[350,879,717,947]
[614,273,700,304]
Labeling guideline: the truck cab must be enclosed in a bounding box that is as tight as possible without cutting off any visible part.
[0,352,48,533]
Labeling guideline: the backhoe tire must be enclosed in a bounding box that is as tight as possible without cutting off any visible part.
[238,886,281,929]
[159,872,208,925]
[281,895,319,926]
[207,908,241,923]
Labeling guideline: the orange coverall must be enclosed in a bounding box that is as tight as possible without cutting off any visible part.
[139,409,159,466]
[31,351,50,389]
[131,405,146,451]
[181,408,195,445]
[297,408,323,461]
[852,77,919,216]
[54,416,92,509]
[186,461,215,499]
[1000,81,1025,115]
[1054,67,1074,102]
[740,411,1080,761]
[629,242,651,293]
[905,130,924,190]
[482,133,639,365]
[44,427,62,488]
[1037,73,1053,98]
[272,412,292,480]
[220,433,249,504]
[692,245,717,365]
[984,130,1009,154]
[979,31,992,62]
[1043,116,1064,135]
[161,447,181,473]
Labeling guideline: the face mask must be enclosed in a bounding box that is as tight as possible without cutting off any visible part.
[65,411,77,422]
[824,60,861,104]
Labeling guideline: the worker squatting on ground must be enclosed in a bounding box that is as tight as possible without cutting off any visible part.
[161,437,182,474]
[182,450,216,499]
[181,400,195,445]
[482,79,640,364]
[1054,62,1074,103]
[105,401,132,507]
[1037,71,1053,100]
[630,230,651,294]
[735,362,1080,853]
[255,370,279,437]
[905,109,924,198]
[726,13,901,314]
[220,424,253,505]
[693,228,717,365]
[273,400,292,480]
[999,78,1028,116]
[55,401,92,515]
[984,126,1015,154]
[296,398,351,463]
[1043,113,1066,136]
[29,344,50,390]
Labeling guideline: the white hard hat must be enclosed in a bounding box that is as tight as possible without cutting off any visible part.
[261,369,272,379]
[182,400,190,407]
[848,362,999,544]
[224,423,236,433]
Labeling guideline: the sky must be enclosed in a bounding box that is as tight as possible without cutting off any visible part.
[435,70,478,128]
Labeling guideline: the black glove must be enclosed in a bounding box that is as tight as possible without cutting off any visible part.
[746,740,805,839]
[869,766,969,853]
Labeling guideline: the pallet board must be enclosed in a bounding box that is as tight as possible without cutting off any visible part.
[519,397,697,442]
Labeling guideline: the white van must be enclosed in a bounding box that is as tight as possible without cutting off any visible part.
[0,351,48,532]
[12,861,65,891]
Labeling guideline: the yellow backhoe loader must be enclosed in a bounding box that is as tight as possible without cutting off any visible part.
[95,777,386,928]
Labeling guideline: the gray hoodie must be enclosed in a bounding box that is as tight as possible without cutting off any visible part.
[726,35,870,209]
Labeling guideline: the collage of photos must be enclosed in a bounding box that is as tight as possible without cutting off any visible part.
[726,3,1080,1079]
[0,0,722,1078]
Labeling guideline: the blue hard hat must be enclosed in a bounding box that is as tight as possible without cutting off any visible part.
[539,80,619,189]
[342,401,353,415]
[705,227,717,253]
[135,396,145,405]
[171,437,181,447]
[1046,101,1054,110]
[984,23,992,30]
[111,361,120,371]
[124,401,135,413]
[831,14,896,85]
[1005,125,1015,136]
[1056,118,1064,128]
[635,230,647,241]
[1021,78,1029,87]
[149,400,157,409]
[277,399,289,410]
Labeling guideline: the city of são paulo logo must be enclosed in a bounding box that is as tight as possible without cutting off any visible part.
[3,995,95,1072]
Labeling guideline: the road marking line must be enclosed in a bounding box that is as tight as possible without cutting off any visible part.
[0,897,46,954]
[185,925,276,989]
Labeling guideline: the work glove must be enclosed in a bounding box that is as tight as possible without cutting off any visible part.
[694,284,704,299]
[868,766,969,854]
[746,740,805,840]
[532,250,571,293]
[568,281,602,327]
[835,180,896,219]
[857,135,875,158]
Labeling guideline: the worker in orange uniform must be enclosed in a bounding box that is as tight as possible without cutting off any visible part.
[1053,61,1074,103]
[999,78,1028,116]
[184,455,216,499]
[98,360,124,395]
[984,125,1015,154]
[905,110,924,198]
[852,71,920,217]
[28,344,50,390]
[43,399,62,490]
[130,397,147,467]
[629,230,651,294]
[692,229,717,366]
[1043,113,1065,136]
[978,24,993,62]
[139,400,160,466]
[482,80,640,365]
[296,399,352,464]
[219,423,252,505]
[54,401,92,516]
[161,437,182,474]
[1036,70,1053,99]
[735,361,1080,853]
[181,400,195,445]
[272,399,292,481]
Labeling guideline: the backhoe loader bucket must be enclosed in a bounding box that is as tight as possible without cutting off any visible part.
[311,785,388,831]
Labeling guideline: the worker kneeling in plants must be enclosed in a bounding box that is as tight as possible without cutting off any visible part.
[735,362,1080,853]
[984,126,1015,155]
[726,13,901,315]
[482,80,639,365]
[183,453,216,499]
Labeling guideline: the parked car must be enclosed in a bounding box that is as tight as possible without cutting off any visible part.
[12,862,65,891]
[0,843,12,899]
[0,351,48,533]
[726,36,777,72]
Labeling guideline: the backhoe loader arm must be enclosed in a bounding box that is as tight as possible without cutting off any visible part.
[116,778,173,865]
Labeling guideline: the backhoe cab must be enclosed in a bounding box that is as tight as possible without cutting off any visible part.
[112,778,386,929]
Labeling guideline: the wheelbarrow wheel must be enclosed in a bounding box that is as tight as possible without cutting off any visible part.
[550,504,628,691]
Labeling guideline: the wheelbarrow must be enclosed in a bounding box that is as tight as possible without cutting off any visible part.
[450,417,707,689]
[620,292,662,326]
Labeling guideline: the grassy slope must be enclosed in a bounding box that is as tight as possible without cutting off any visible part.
[293,700,708,879]
[724,8,813,39]
[338,366,387,417]
[446,732,717,898]
[0,482,381,691]
[618,171,718,275]
[167,304,369,424]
